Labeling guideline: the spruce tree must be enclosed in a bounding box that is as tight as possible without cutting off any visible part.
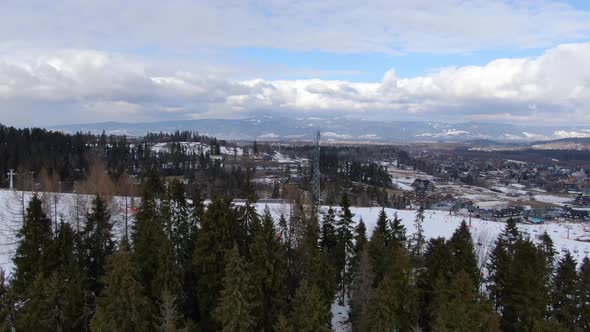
[539,231,557,273]
[502,239,549,331]
[390,212,406,245]
[335,192,355,303]
[448,220,480,288]
[368,210,392,286]
[366,245,416,331]
[350,218,368,277]
[418,237,453,330]
[350,248,374,332]
[214,244,255,332]
[487,219,521,312]
[182,189,204,317]
[411,206,426,257]
[12,195,54,294]
[132,188,179,303]
[0,271,16,331]
[17,222,86,332]
[578,257,590,330]
[290,281,331,332]
[273,314,292,332]
[319,207,337,267]
[551,252,578,330]
[193,197,243,329]
[430,271,498,332]
[250,207,286,331]
[157,290,181,332]
[81,194,114,295]
[374,208,390,244]
[91,246,151,331]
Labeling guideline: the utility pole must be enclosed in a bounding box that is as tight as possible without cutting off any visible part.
[7,169,15,190]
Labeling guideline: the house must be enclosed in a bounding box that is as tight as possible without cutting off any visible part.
[492,206,525,222]
[575,192,590,207]
[563,207,590,222]
[411,179,435,200]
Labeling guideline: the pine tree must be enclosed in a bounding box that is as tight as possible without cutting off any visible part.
[214,244,255,332]
[390,212,407,245]
[81,195,114,295]
[250,207,286,331]
[448,220,480,288]
[551,252,578,330]
[181,189,204,318]
[157,290,181,332]
[578,257,590,330]
[368,210,393,286]
[501,239,549,331]
[0,271,16,331]
[91,246,151,332]
[242,171,260,255]
[418,237,453,330]
[411,206,426,257]
[366,245,416,331]
[132,188,179,303]
[335,192,355,303]
[273,314,292,332]
[319,207,337,266]
[350,248,374,332]
[290,281,331,332]
[17,222,86,332]
[193,197,244,329]
[430,271,499,332]
[12,195,54,294]
[350,218,368,277]
[374,208,390,244]
[487,219,521,312]
[539,231,557,278]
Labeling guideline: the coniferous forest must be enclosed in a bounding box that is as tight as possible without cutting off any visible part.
[0,173,589,331]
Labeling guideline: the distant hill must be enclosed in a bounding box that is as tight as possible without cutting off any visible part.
[50,117,590,143]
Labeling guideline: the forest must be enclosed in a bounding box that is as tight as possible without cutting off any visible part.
[0,172,588,331]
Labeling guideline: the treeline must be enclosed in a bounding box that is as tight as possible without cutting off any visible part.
[0,125,92,181]
[0,125,255,197]
[0,175,587,331]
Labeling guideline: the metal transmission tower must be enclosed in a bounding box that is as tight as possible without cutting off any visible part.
[312,130,321,207]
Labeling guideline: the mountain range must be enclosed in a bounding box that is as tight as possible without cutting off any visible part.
[50,117,590,143]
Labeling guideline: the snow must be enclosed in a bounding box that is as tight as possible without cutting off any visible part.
[331,298,350,332]
[534,194,573,205]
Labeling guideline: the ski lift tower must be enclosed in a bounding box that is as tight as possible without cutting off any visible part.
[312,130,321,208]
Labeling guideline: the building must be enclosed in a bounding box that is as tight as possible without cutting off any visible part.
[411,179,435,200]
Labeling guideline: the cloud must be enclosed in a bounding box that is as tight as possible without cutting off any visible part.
[1,42,590,126]
[1,1,590,55]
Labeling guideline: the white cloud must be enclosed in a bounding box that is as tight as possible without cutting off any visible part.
[0,1,589,55]
[1,42,590,126]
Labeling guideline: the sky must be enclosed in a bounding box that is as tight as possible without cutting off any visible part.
[1,0,590,127]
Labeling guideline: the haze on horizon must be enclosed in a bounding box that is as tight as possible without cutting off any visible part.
[1,0,590,127]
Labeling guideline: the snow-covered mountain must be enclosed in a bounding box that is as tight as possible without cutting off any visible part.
[50,117,590,143]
